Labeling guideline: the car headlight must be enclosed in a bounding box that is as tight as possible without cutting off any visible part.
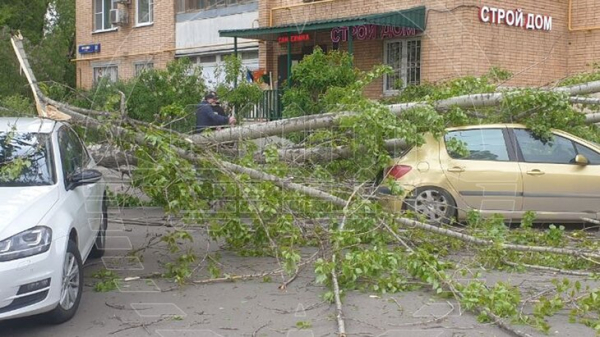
[0,226,52,262]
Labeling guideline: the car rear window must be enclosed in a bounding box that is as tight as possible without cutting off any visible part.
[0,132,55,186]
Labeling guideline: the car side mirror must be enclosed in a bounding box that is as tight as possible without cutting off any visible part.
[67,169,103,190]
[574,154,589,166]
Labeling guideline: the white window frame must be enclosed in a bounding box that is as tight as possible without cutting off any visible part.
[383,37,422,96]
[93,64,119,85]
[94,0,119,32]
[136,0,154,26]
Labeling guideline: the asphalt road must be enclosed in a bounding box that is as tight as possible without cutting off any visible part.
[0,207,598,337]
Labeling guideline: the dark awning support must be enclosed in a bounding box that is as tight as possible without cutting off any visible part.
[348,26,353,62]
[219,6,426,41]
[287,32,291,89]
[234,37,238,88]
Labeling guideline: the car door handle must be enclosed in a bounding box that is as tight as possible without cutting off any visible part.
[447,166,465,173]
[526,169,545,176]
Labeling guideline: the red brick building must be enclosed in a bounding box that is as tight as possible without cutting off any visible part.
[221,0,600,98]
[75,0,259,89]
[75,0,600,98]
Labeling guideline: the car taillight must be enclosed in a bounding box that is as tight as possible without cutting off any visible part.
[385,165,412,179]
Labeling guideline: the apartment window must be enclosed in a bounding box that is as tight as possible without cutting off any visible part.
[93,65,118,84]
[199,55,217,63]
[136,0,153,25]
[134,62,154,76]
[241,51,259,60]
[383,38,421,94]
[176,0,256,13]
[94,0,118,31]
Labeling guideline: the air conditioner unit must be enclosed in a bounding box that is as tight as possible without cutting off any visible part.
[110,8,128,25]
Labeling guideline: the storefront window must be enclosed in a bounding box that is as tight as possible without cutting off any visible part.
[384,38,421,94]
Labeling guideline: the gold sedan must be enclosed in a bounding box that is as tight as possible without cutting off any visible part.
[377,124,600,225]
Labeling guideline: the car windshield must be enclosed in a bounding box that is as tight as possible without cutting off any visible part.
[0,131,55,186]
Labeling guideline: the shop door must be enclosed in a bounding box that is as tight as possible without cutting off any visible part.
[277,54,303,87]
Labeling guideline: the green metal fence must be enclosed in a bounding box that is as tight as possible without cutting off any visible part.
[257,89,283,121]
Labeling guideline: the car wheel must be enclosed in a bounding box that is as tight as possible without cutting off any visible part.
[89,194,108,259]
[44,240,83,324]
[404,187,456,225]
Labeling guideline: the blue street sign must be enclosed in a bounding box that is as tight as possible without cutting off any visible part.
[78,44,101,55]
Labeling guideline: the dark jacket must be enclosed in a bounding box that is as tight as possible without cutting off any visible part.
[212,103,227,117]
[195,100,229,133]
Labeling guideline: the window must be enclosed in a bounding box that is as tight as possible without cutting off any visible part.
[0,132,55,186]
[199,55,217,63]
[134,62,154,76]
[514,129,577,164]
[136,0,153,25]
[241,51,259,60]
[575,143,600,165]
[176,0,256,13]
[94,0,118,31]
[93,65,118,84]
[384,38,421,94]
[445,129,509,161]
[58,127,89,187]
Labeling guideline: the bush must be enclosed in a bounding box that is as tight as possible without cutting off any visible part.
[282,48,358,118]
[70,58,206,133]
[0,95,36,117]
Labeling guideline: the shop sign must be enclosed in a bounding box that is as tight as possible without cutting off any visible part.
[330,25,419,43]
[278,34,310,44]
[78,43,101,54]
[479,6,552,31]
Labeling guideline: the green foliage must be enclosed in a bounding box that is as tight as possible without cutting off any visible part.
[0,0,51,45]
[0,157,31,181]
[164,249,197,285]
[501,89,582,141]
[68,58,206,133]
[214,55,263,120]
[92,269,119,292]
[32,0,76,90]
[459,281,521,322]
[559,63,600,86]
[384,67,510,104]
[295,320,312,329]
[162,230,196,284]
[0,95,35,116]
[282,48,359,118]
[0,0,76,98]
[0,28,30,98]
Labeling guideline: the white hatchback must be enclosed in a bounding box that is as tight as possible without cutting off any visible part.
[0,117,107,323]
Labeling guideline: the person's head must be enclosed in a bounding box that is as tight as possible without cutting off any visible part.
[204,92,218,104]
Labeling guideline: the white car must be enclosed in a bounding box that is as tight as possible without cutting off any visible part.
[0,117,107,323]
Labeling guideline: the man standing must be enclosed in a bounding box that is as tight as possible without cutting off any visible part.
[195,92,236,133]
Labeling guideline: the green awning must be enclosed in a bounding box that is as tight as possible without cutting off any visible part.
[219,6,426,41]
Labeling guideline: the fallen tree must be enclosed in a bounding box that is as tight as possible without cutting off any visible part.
[10,34,600,337]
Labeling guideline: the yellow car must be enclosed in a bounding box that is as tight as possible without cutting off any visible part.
[377,124,600,225]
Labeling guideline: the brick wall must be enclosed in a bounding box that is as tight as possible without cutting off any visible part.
[75,0,176,89]
[568,0,600,76]
[260,0,578,98]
